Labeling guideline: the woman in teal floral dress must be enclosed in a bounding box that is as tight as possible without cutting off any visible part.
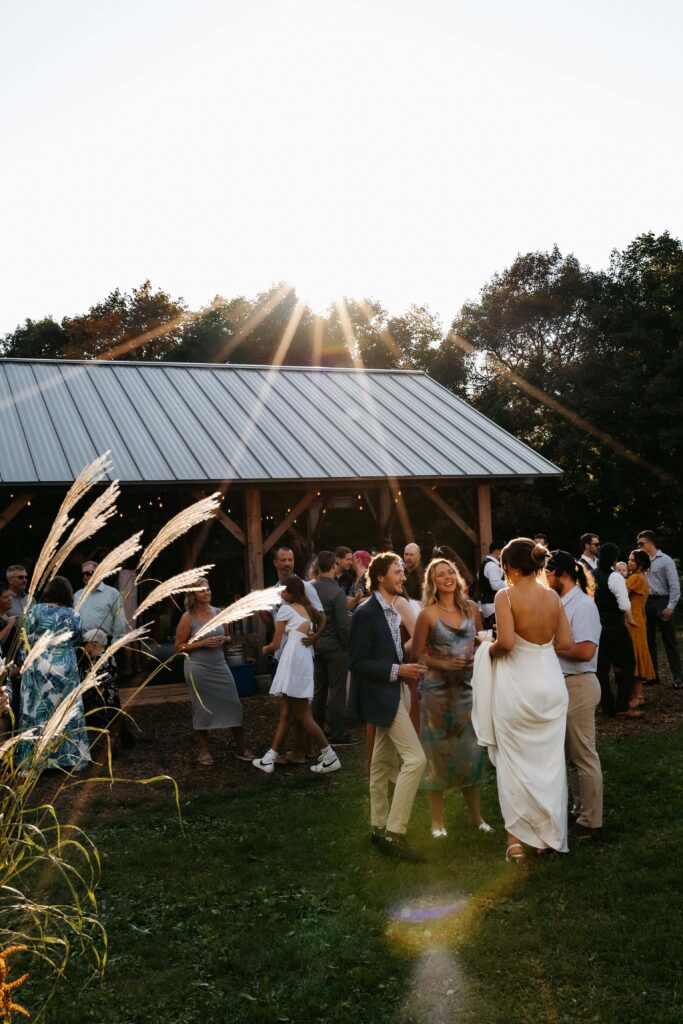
[16,576,90,771]
[412,558,493,838]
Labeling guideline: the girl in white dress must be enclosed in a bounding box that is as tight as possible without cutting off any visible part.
[253,575,341,776]
[472,538,572,862]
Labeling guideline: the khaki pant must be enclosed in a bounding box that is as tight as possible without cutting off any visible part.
[565,672,603,828]
[369,683,426,835]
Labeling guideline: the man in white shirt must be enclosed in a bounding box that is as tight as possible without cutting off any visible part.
[548,551,603,839]
[593,543,638,718]
[477,542,505,627]
[578,533,600,572]
[73,562,127,641]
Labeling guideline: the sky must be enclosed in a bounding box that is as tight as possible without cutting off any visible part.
[1,0,682,334]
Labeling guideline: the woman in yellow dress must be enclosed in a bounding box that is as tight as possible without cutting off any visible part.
[626,549,656,709]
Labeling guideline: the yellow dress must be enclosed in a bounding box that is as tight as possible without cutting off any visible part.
[626,573,656,681]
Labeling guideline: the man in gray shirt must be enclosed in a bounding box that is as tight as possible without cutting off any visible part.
[312,551,357,744]
[636,531,682,688]
[548,550,603,839]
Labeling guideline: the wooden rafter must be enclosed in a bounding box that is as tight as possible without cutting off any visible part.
[190,489,246,546]
[263,489,318,554]
[0,494,33,530]
[418,485,478,545]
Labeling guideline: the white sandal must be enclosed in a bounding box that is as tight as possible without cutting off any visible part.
[478,821,495,834]
[505,842,524,863]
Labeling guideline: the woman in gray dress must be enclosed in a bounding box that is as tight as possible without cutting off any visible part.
[175,579,254,765]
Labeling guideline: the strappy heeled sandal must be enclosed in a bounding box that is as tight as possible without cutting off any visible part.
[505,842,524,863]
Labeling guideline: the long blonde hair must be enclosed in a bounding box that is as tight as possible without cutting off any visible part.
[421,559,471,617]
[184,578,210,613]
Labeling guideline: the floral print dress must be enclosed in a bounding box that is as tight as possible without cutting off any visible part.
[16,604,90,770]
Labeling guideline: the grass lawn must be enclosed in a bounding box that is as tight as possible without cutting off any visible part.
[26,725,683,1024]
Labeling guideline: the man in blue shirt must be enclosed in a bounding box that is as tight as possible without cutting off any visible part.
[636,531,682,689]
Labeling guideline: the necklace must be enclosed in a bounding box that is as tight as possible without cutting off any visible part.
[436,601,456,612]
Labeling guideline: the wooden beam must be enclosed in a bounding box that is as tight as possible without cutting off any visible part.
[418,485,478,545]
[0,494,33,530]
[215,508,246,546]
[190,489,245,545]
[262,489,318,554]
[244,489,264,591]
[363,491,377,523]
[477,483,493,563]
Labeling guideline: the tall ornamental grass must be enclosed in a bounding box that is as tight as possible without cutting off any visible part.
[0,454,277,1019]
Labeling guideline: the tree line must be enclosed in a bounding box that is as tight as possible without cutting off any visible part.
[2,231,681,555]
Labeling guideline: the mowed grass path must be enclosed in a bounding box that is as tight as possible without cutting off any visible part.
[32,727,683,1024]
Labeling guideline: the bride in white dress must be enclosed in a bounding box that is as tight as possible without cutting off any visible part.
[472,538,572,861]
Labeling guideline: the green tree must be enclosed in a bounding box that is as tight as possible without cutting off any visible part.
[449,237,683,548]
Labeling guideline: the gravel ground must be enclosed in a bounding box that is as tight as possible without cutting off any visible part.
[39,671,683,815]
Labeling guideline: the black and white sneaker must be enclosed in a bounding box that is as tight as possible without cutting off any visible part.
[310,751,341,774]
[252,755,275,775]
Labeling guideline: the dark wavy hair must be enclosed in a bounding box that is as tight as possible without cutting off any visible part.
[547,550,596,597]
[629,549,651,573]
[42,575,74,607]
[281,575,322,631]
[598,542,619,571]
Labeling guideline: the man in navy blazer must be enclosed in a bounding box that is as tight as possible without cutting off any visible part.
[349,552,426,861]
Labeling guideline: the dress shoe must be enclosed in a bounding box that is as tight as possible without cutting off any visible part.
[569,822,602,841]
[375,831,427,863]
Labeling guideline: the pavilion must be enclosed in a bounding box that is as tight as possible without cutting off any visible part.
[0,359,561,587]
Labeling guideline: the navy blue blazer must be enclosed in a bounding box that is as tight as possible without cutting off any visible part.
[348,594,403,728]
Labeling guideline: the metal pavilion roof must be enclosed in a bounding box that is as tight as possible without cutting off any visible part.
[0,359,561,486]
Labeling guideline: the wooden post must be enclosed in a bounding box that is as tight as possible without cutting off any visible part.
[477,483,492,563]
[378,487,392,549]
[244,489,264,591]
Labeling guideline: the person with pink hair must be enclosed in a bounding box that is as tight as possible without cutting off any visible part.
[347,550,372,611]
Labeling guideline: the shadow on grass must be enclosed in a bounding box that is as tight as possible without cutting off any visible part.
[27,727,683,1024]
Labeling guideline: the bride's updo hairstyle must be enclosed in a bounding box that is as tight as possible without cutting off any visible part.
[501,537,549,578]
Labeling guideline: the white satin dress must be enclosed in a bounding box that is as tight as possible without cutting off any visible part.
[472,631,569,852]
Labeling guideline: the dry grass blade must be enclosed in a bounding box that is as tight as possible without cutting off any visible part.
[20,630,73,676]
[134,566,215,620]
[192,587,280,641]
[46,481,120,582]
[136,493,221,578]
[75,534,143,610]
[28,454,112,602]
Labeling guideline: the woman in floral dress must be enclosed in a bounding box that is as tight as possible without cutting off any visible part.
[16,575,90,771]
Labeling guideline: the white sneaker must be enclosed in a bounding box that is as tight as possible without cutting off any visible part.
[252,756,275,774]
[310,751,341,774]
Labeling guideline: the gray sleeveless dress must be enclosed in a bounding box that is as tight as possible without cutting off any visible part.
[183,616,243,730]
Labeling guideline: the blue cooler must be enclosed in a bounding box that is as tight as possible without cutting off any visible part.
[230,662,256,697]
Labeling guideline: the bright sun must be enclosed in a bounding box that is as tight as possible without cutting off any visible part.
[289,275,340,318]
